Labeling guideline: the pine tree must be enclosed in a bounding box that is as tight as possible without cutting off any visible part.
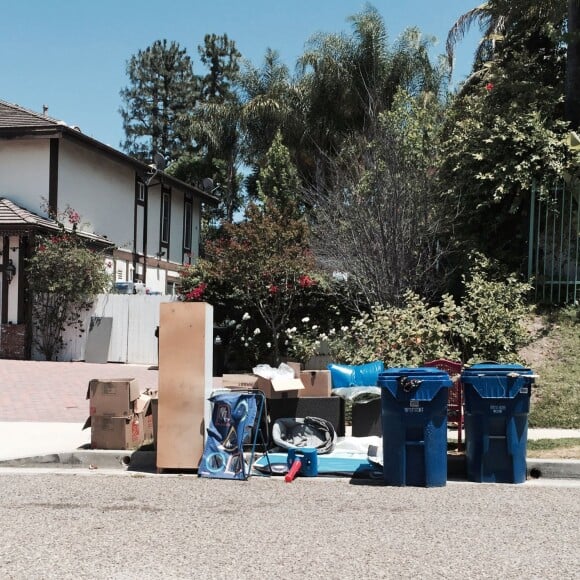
[119,39,199,163]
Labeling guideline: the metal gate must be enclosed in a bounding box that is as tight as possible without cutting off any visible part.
[528,179,579,304]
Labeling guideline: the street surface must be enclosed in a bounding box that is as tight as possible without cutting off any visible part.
[0,471,578,579]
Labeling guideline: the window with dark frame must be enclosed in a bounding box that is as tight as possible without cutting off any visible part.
[183,199,192,251]
[161,190,170,245]
[137,181,146,203]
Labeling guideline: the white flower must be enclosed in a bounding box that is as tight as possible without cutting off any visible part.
[253,328,261,335]
[301,317,310,323]
[312,325,318,330]
[244,342,249,347]
[341,326,349,332]
[328,328,336,336]
[242,312,251,321]
[266,342,272,348]
[236,324,241,330]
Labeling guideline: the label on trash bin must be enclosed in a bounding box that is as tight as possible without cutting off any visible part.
[405,401,424,413]
[490,404,506,414]
[519,387,529,394]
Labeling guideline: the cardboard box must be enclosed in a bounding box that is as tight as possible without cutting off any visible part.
[83,392,153,450]
[299,370,332,398]
[221,374,260,389]
[150,397,158,449]
[221,373,304,399]
[257,376,305,399]
[84,413,144,450]
[283,361,302,378]
[86,378,141,416]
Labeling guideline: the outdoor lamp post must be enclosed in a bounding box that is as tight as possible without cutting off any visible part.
[4,259,16,284]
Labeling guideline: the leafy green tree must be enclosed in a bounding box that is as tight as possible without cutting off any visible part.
[120,39,199,162]
[445,0,580,131]
[180,34,244,225]
[566,0,580,128]
[26,210,111,361]
[238,48,303,181]
[297,6,449,191]
[307,90,450,311]
[179,202,316,365]
[256,130,304,218]
[445,1,566,75]
[198,33,241,102]
[439,9,573,271]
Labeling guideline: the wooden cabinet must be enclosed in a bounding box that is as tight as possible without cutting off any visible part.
[156,302,213,470]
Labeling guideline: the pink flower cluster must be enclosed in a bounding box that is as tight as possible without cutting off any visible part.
[185,282,207,301]
[298,274,315,288]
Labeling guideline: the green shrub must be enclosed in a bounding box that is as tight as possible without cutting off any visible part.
[455,256,533,363]
[324,291,461,366]
[287,257,533,367]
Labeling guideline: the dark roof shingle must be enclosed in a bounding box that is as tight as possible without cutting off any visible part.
[0,100,218,205]
[0,197,113,247]
[0,100,61,129]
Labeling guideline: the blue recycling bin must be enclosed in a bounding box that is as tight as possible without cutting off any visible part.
[461,363,535,483]
[378,367,453,487]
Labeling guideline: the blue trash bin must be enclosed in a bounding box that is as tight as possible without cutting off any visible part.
[461,363,536,484]
[378,367,453,487]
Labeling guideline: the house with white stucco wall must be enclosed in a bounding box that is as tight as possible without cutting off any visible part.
[0,99,217,358]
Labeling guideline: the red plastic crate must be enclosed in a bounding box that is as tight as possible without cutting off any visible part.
[424,359,463,449]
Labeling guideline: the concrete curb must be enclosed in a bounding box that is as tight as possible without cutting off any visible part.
[1,451,580,481]
[0,450,156,471]
[526,458,580,480]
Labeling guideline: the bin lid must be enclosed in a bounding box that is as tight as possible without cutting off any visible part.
[461,363,535,398]
[378,367,452,401]
[461,363,533,376]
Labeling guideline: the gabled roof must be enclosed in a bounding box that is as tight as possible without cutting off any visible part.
[0,197,114,248]
[0,99,218,205]
[0,197,58,229]
[0,100,63,128]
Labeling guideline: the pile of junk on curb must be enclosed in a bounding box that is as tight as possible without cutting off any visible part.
[84,359,538,487]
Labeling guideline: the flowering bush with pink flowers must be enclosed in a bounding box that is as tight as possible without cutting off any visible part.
[26,209,111,360]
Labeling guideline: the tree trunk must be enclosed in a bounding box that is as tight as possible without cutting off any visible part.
[566,0,580,129]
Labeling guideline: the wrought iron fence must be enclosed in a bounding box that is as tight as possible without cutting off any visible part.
[528,179,579,304]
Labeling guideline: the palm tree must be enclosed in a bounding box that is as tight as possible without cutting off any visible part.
[446,1,580,128]
[297,5,448,190]
[238,49,302,165]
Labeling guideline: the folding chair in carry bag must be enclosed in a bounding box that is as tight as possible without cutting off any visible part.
[198,389,271,480]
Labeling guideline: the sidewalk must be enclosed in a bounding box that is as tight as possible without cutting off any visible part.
[0,360,158,462]
[0,360,579,478]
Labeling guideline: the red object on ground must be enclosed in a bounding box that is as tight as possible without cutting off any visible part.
[285,459,302,482]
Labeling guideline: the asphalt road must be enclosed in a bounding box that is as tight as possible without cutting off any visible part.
[0,471,578,579]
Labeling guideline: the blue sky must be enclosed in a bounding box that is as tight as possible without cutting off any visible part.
[2,0,481,150]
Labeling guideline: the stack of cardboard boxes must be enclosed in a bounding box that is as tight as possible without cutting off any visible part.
[221,364,344,436]
[83,379,154,450]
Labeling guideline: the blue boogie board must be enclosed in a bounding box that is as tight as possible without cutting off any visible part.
[252,452,380,477]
